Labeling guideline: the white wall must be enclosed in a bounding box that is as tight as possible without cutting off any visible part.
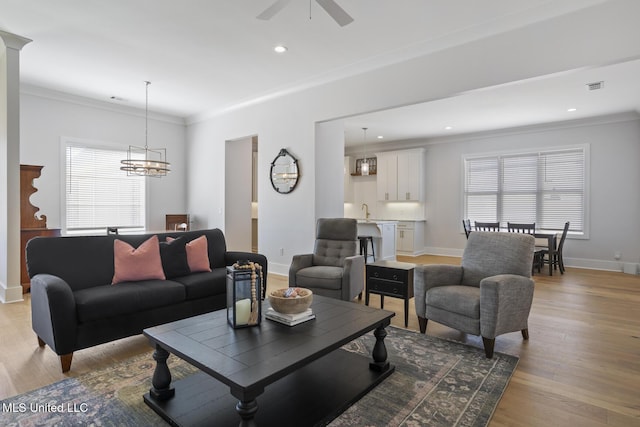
[186,2,640,276]
[19,89,187,232]
[422,114,640,270]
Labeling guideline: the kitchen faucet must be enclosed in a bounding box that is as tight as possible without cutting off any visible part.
[361,203,370,220]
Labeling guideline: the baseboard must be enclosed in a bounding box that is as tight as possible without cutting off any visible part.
[269,262,290,277]
[0,281,24,304]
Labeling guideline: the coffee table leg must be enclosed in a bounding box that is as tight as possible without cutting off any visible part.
[369,324,390,372]
[236,399,258,427]
[149,344,175,401]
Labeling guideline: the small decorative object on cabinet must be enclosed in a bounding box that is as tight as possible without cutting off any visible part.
[20,164,60,293]
[166,214,189,231]
[270,148,299,194]
[226,261,262,328]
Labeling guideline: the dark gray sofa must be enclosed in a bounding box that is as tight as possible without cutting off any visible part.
[26,228,267,372]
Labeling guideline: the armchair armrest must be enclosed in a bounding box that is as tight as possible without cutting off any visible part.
[414,265,463,318]
[30,274,78,355]
[341,255,365,301]
[479,274,535,338]
[288,254,313,287]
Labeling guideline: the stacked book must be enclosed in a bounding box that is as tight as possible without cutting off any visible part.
[265,307,315,326]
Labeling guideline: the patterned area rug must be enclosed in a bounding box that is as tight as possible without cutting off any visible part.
[1,327,518,427]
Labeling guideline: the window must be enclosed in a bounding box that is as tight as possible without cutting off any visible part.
[64,140,146,234]
[463,146,587,234]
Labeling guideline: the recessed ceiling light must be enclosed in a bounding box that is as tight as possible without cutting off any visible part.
[567,108,577,112]
[377,135,384,139]
[445,126,453,130]
[274,45,288,53]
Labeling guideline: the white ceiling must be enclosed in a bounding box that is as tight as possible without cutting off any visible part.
[1,0,638,146]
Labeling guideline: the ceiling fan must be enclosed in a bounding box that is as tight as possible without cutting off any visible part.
[257,0,354,27]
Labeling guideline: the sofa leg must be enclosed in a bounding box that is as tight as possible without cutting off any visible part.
[482,337,495,358]
[418,316,427,333]
[60,353,73,373]
[37,336,45,347]
[521,328,529,340]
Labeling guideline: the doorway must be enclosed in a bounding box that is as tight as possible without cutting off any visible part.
[224,136,258,252]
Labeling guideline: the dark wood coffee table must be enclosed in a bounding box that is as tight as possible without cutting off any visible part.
[143,295,395,427]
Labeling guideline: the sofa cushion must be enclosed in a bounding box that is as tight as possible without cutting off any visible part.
[74,279,186,323]
[112,235,165,284]
[171,268,226,300]
[159,236,190,278]
[185,235,212,273]
[295,266,344,290]
[426,285,481,320]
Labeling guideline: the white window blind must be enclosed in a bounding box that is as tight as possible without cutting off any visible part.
[65,142,145,233]
[464,146,586,233]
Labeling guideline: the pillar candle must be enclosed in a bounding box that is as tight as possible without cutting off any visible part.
[235,298,251,325]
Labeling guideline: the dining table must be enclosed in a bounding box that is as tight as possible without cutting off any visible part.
[533,231,559,275]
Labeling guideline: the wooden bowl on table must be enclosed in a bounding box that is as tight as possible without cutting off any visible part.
[268,288,313,314]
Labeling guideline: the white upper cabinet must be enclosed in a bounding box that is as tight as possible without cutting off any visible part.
[376,148,424,201]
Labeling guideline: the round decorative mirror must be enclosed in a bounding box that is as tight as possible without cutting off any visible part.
[270,148,299,194]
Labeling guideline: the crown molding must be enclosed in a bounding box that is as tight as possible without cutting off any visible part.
[20,83,186,126]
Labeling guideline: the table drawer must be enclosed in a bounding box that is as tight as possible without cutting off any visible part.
[368,266,409,282]
[367,278,407,298]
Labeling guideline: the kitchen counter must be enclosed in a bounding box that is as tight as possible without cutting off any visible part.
[356,220,397,261]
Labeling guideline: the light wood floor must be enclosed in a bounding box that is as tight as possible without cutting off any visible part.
[1,255,639,426]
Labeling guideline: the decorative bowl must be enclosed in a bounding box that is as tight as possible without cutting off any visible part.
[268,287,313,314]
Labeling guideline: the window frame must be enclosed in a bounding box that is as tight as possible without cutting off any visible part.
[461,144,589,239]
[60,137,149,235]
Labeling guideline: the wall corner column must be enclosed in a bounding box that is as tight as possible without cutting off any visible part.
[0,30,32,303]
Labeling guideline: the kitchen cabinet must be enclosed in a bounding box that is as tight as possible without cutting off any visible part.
[376,149,424,201]
[396,221,425,256]
[356,220,397,261]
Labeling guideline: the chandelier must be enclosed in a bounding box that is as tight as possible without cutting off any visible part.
[120,81,170,177]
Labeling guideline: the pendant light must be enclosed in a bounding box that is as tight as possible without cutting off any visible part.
[361,127,369,176]
[120,81,170,177]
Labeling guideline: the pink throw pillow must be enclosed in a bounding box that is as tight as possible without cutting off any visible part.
[112,235,166,284]
[185,235,212,273]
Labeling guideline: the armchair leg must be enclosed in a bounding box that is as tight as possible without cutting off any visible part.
[482,337,495,359]
[418,316,428,333]
[521,328,529,340]
[60,353,73,373]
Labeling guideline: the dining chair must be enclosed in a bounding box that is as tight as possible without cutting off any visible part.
[508,222,542,272]
[462,219,472,238]
[538,222,570,275]
[474,221,500,232]
[507,222,535,234]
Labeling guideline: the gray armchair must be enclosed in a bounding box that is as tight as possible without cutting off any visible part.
[289,218,365,301]
[414,232,535,358]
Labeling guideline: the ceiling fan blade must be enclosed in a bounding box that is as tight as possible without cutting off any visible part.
[257,0,292,20]
[316,0,354,27]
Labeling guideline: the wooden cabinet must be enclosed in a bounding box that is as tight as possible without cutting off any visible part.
[376,149,424,201]
[20,165,61,292]
[166,214,190,231]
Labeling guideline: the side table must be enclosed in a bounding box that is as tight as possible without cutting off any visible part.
[366,260,416,327]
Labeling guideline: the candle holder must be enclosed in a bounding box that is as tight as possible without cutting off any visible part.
[226,261,262,328]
